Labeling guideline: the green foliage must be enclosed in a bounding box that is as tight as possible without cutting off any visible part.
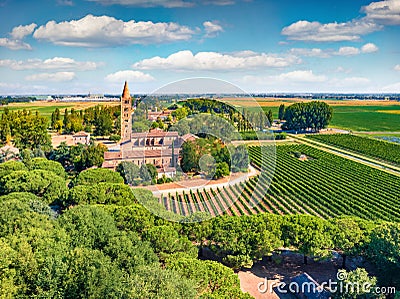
[139,163,157,183]
[166,256,250,298]
[231,145,249,172]
[31,157,66,178]
[103,231,158,275]
[0,161,27,179]
[144,225,197,259]
[62,247,125,298]
[278,104,285,120]
[282,215,333,263]
[109,134,121,142]
[74,168,124,186]
[103,204,156,233]
[74,143,108,171]
[283,101,333,132]
[128,265,197,299]
[58,205,118,250]
[214,162,230,179]
[67,183,136,206]
[308,133,400,165]
[0,170,67,204]
[367,222,400,286]
[334,268,383,299]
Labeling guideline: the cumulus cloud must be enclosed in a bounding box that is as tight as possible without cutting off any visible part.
[0,23,36,50]
[382,82,400,92]
[336,46,360,56]
[25,72,76,82]
[281,19,381,42]
[33,14,196,47]
[132,50,300,71]
[363,0,400,25]
[361,42,379,53]
[394,65,400,71]
[105,70,155,82]
[10,23,37,39]
[272,70,326,83]
[203,21,223,37]
[0,57,101,71]
[57,0,74,5]
[0,38,32,50]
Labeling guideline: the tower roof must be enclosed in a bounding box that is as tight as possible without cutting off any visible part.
[122,81,130,99]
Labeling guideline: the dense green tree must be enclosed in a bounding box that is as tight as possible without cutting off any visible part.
[282,215,333,264]
[58,205,118,250]
[74,143,108,171]
[283,101,333,132]
[139,163,157,183]
[116,161,140,185]
[128,265,197,299]
[144,225,197,258]
[367,222,400,286]
[67,183,136,206]
[74,168,123,186]
[334,268,383,299]
[214,162,230,179]
[329,217,369,268]
[0,170,67,204]
[62,247,125,299]
[278,104,285,120]
[31,157,66,178]
[103,231,158,275]
[0,161,27,179]
[231,145,249,172]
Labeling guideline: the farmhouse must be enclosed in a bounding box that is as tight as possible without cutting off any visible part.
[102,82,196,177]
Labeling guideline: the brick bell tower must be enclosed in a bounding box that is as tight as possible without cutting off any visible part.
[120,81,132,144]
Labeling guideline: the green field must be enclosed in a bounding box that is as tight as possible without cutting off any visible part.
[0,101,119,120]
[328,105,400,132]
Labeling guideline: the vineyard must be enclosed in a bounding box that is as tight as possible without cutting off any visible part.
[159,144,400,222]
[307,134,400,165]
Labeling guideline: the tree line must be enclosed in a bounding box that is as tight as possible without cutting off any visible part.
[51,105,120,136]
[280,101,333,132]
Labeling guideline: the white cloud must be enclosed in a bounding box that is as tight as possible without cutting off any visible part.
[132,50,300,71]
[394,64,400,71]
[33,14,196,47]
[105,70,155,82]
[289,48,330,58]
[361,42,379,53]
[10,23,37,39]
[203,21,223,37]
[336,46,360,56]
[272,70,326,83]
[281,19,381,42]
[335,66,352,73]
[0,57,101,71]
[25,72,76,82]
[0,38,32,50]
[363,0,400,25]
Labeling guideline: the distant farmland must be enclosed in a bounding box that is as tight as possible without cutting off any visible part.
[0,101,119,119]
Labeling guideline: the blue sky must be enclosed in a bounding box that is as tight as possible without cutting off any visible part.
[0,0,399,94]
